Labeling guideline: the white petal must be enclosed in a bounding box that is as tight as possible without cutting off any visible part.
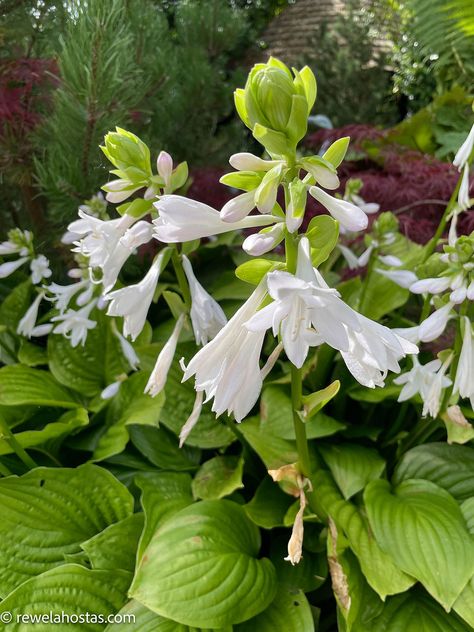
[220,191,255,222]
[410,277,451,295]
[309,187,368,232]
[375,268,418,289]
[419,303,453,342]
[0,257,29,278]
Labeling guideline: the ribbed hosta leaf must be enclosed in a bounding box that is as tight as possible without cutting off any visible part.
[319,444,385,499]
[0,565,130,631]
[453,498,474,627]
[0,365,81,408]
[393,443,474,502]
[0,464,133,595]
[130,500,277,628]
[81,514,144,572]
[245,476,294,529]
[235,584,314,631]
[192,455,244,500]
[364,479,474,610]
[105,600,231,631]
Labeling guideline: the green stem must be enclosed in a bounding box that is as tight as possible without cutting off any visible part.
[171,248,192,310]
[290,364,311,478]
[0,417,37,470]
[423,175,461,261]
[285,231,298,274]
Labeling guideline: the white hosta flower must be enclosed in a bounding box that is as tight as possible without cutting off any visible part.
[45,280,88,314]
[102,179,142,204]
[153,196,277,243]
[375,268,418,289]
[350,194,380,215]
[309,187,368,232]
[458,164,471,211]
[182,283,267,422]
[254,165,283,214]
[229,153,282,172]
[378,255,402,267]
[157,151,173,187]
[30,255,52,285]
[0,257,29,278]
[68,211,136,269]
[221,191,256,222]
[419,302,454,342]
[410,276,452,295]
[101,220,154,292]
[394,356,451,418]
[285,487,306,566]
[246,238,361,368]
[17,292,52,338]
[112,324,140,370]
[468,280,474,301]
[453,317,474,408]
[338,244,361,270]
[105,254,164,341]
[242,223,285,256]
[51,301,97,347]
[453,123,474,170]
[391,325,420,344]
[145,314,185,397]
[0,240,21,255]
[100,381,122,400]
[179,390,204,448]
[182,255,226,346]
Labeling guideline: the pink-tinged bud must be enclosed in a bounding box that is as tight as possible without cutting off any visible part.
[157,151,173,186]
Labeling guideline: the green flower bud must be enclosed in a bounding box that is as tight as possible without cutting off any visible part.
[101,127,152,181]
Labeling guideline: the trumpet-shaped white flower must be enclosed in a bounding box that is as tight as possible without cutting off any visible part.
[458,164,471,211]
[394,356,452,418]
[30,255,52,285]
[17,292,52,338]
[419,302,454,342]
[179,391,204,447]
[105,253,164,341]
[229,153,282,172]
[410,276,452,295]
[100,381,122,400]
[309,186,368,232]
[453,317,474,408]
[0,257,29,278]
[376,268,418,289]
[0,240,22,255]
[246,238,361,368]
[45,280,88,314]
[101,220,154,292]
[182,283,267,422]
[145,314,185,397]
[453,123,474,170]
[51,300,97,347]
[111,322,140,370]
[153,196,277,243]
[182,255,226,346]
[102,179,142,204]
[242,223,285,256]
[221,191,256,222]
[68,211,136,269]
[350,193,380,215]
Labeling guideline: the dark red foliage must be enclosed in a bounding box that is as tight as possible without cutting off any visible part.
[187,166,232,209]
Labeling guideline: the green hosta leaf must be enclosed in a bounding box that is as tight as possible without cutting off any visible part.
[160,351,234,449]
[117,197,153,218]
[239,415,298,470]
[306,215,339,267]
[130,500,277,628]
[0,464,133,596]
[192,455,244,500]
[48,312,128,398]
[0,280,31,328]
[370,590,472,632]
[461,498,474,534]
[129,424,200,471]
[253,123,290,157]
[135,472,194,560]
[442,411,474,444]
[364,479,474,610]
[245,476,294,529]
[300,380,340,420]
[312,470,415,599]
[0,365,81,409]
[220,170,262,191]
[106,600,232,631]
[393,443,474,502]
[349,384,401,403]
[323,136,350,168]
[0,565,130,631]
[271,536,327,593]
[93,372,165,461]
[81,514,144,572]
[0,408,89,456]
[235,258,282,285]
[17,339,48,366]
[454,577,474,629]
[319,444,385,499]
[235,584,314,632]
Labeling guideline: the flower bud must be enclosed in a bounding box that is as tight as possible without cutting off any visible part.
[101,127,152,181]
[157,151,173,186]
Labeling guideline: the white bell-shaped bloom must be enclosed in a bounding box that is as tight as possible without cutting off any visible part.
[30,255,52,285]
[105,254,163,341]
[100,381,122,400]
[101,220,154,292]
[419,302,454,342]
[350,193,380,215]
[453,317,474,409]
[69,211,136,269]
[410,276,452,295]
[220,191,256,222]
[182,255,226,346]
[0,257,29,278]
[45,280,88,314]
[102,179,141,204]
[153,196,277,243]
[458,164,471,211]
[0,240,21,255]
[51,300,97,347]
[309,187,368,232]
[111,323,140,370]
[242,223,285,256]
[394,356,452,418]
[229,153,282,172]
[17,292,52,338]
[376,268,419,289]
[182,283,267,422]
[391,325,420,344]
[378,255,402,267]
[145,314,185,397]
[453,123,474,170]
